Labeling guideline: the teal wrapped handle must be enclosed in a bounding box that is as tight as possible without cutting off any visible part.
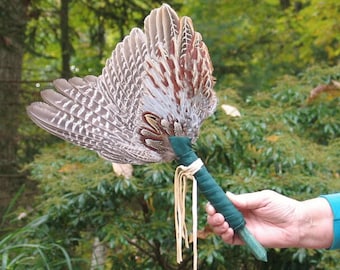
[169,136,267,262]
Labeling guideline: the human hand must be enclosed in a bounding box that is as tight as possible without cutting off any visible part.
[206,190,333,248]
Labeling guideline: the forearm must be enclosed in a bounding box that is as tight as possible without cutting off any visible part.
[296,197,333,249]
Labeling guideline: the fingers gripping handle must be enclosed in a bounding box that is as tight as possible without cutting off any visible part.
[194,165,245,230]
[169,136,267,262]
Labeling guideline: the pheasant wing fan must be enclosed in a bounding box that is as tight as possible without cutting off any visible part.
[27,4,216,164]
[27,4,268,264]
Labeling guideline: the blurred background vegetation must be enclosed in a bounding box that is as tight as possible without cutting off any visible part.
[0,0,339,269]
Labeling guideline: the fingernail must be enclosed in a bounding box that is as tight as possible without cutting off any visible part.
[215,214,224,223]
[226,191,234,197]
[206,204,214,212]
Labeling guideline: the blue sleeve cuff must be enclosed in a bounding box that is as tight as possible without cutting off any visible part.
[320,193,340,250]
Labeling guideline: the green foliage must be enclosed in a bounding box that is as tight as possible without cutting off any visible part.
[16,0,340,269]
[23,64,340,269]
[0,214,75,269]
[24,0,182,81]
[183,0,340,93]
[25,144,185,269]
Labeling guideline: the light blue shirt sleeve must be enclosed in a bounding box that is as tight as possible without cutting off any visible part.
[320,193,340,249]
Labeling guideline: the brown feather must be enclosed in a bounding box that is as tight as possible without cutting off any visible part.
[27,4,217,164]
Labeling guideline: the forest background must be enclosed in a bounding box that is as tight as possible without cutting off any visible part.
[0,0,339,269]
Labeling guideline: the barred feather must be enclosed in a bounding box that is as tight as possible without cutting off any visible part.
[27,4,217,164]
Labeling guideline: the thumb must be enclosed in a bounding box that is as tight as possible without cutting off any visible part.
[226,191,242,207]
[226,191,265,210]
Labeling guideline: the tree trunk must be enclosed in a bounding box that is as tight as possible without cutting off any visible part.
[0,0,28,219]
[280,0,290,9]
[90,237,107,269]
[60,0,72,79]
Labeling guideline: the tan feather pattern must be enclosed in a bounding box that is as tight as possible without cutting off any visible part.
[27,4,217,165]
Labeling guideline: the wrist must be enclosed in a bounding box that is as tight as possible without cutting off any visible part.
[296,197,333,249]
[320,193,340,249]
